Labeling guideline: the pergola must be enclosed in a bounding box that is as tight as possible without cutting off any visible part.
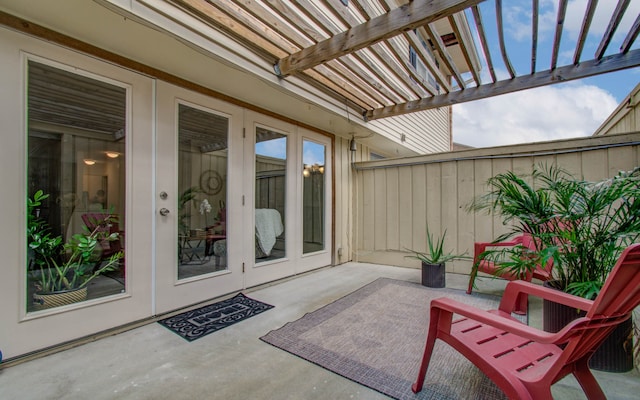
[159,0,640,121]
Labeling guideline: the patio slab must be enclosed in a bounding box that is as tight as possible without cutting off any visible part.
[0,262,638,399]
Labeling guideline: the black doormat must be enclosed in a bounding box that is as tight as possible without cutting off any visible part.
[158,293,274,341]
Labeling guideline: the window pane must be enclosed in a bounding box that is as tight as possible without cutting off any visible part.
[302,140,325,254]
[255,127,286,262]
[177,104,228,279]
[27,61,126,311]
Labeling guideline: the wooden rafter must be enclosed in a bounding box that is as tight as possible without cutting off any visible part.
[550,0,568,70]
[447,14,480,86]
[531,0,538,74]
[621,13,640,54]
[573,0,598,65]
[404,30,452,92]
[420,24,466,89]
[471,5,496,83]
[274,0,482,77]
[366,49,640,120]
[129,1,640,122]
[595,0,630,60]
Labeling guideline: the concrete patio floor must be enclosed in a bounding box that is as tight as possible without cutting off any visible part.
[0,262,638,399]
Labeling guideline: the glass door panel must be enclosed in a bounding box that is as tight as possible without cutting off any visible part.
[26,60,127,312]
[255,127,286,263]
[177,104,228,280]
[302,140,326,254]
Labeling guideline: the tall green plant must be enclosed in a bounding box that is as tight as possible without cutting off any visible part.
[28,191,123,293]
[469,164,640,298]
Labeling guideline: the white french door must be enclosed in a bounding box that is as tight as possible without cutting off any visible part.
[243,112,332,287]
[154,81,244,313]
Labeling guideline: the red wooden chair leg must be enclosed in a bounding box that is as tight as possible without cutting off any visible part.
[412,308,442,393]
[573,357,606,400]
[466,267,478,294]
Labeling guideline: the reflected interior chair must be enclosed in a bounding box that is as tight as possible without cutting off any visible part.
[412,243,640,400]
[467,233,553,313]
[81,213,124,267]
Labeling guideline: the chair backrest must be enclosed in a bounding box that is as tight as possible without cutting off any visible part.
[81,213,121,253]
[562,244,640,365]
[588,243,640,318]
[520,233,554,278]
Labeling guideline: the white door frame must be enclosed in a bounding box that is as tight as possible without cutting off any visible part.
[154,81,244,314]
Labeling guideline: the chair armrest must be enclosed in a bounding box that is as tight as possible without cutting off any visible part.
[498,280,593,315]
[473,235,524,263]
[431,297,562,343]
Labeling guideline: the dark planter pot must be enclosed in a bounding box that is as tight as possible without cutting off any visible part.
[542,281,634,372]
[421,262,445,288]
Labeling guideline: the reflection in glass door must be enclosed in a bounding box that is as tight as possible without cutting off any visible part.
[26,60,127,312]
[302,140,325,254]
[177,104,228,280]
[255,127,286,263]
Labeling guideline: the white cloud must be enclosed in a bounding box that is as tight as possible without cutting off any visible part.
[452,82,618,148]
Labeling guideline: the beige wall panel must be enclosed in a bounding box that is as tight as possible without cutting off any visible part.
[556,152,582,176]
[411,165,427,251]
[473,159,494,243]
[398,166,413,251]
[490,158,512,237]
[440,162,458,264]
[455,160,475,273]
[386,167,400,250]
[581,149,608,181]
[361,170,374,252]
[512,157,534,177]
[373,168,387,250]
[335,137,351,264]
[608,146,636,177]
[426,163,442,244]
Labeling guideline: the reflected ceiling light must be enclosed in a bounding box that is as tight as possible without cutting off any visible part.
[105,151,120,158]
[83,159,96,166]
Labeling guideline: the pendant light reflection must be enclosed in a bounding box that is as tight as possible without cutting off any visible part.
[83,159,96,166]
[303,163,324,178]
[105,151,119,158]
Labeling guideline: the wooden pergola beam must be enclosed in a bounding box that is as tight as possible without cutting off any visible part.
[366,49,640,120]
[274,0,483,77]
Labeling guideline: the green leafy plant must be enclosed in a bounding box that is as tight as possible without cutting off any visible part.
[178,186,201,235]
[28,190,123,293]
[406,226,469,264]
[469,164,640,299]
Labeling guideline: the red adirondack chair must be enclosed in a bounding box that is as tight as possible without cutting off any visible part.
[467,233,554,313]
[413,243,640,400]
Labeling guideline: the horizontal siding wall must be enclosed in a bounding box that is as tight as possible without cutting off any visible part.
[352,132,640,274]
[369,108,451,154]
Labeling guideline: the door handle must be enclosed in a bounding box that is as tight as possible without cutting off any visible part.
[159,208,170,216]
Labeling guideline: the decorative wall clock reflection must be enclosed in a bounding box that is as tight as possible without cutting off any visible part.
[200,170,224,195]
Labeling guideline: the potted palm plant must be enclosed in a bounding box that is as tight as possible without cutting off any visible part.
[406,226,469,288]
[469,164,640,371]
[28,190,124,310]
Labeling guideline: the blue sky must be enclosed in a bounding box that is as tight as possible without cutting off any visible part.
[453,0,640,147]
[255,138,325,166]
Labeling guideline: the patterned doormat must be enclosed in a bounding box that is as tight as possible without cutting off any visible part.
[159,293,273,341]
[261,278,512,400]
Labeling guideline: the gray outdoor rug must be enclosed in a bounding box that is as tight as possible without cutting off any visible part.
[261,278,509,400]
